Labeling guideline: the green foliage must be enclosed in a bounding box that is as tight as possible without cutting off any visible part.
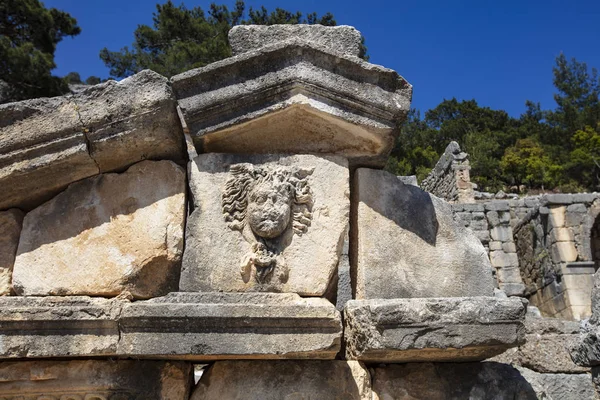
[85,76,102,85]
[0,0,81,101]
[99,1,360,79]
[389,54,600,193]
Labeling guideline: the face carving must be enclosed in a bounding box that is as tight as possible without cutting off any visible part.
[247,182,293,239]
[222,163,314,284]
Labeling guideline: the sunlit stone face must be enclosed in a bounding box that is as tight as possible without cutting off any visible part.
[247,182,292,239]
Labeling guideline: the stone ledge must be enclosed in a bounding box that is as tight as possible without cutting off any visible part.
[344,297,526,362]
[0,293,342,361]
[171,38,411,167]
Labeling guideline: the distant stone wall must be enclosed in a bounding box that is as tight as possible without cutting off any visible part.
[454,193,600,320]
[421,141,475,203]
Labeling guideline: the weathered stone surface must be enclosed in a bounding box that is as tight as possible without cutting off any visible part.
[344,297,526,362]
[181,154,348,296]
[0,296,121,359]
[353,168,494,299]
[0,70,184,210]
[371,362,538,400]
[0,209,23,295]
[191,360,370,400]
[0,293,341,360]
[518,366,594,400]
[0,360,192,400]
[491,317,588,373]
[13,160,186,299]
[118,292,342,360]
[229,24,363,57]
[171,33,412,167]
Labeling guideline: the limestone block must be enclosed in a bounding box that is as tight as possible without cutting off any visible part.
[567,203,588,212]
[344,297,526,363]
[497,267,523,284]
[371,362,538,400]
[549,206,567,227]
[517,367,594,400]
[13,160,186,299]
[490,251,519,268]
[0,209,23,295]
[545,193,574,205]
[191,360,371,400]
[550,227,575,242]
[490,225,513,242]
[180,154,348,296]
[551,241,578,263]
[0,360,192,400]
[485,201,510,211]
[503,242,517,252]
[492,317,588,373]
[0,293,341,360]
[475,229,491,243]
[230,24,363,57]
[489,241,503,251]
[0,296,121,359]
[171,30,412,167]
[0,70,184,210]
[353,168,494,299]
[118,292,342,360]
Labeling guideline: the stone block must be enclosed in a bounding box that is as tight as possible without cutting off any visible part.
[0,296,121,359]
[566,211,586,227]
[502,282,527,296]
[344,297,526,362]
[397,175,418,186]
[229,24,363,57]
[468,219,487,231]
[0,360,192,400]
[0,209,23,295]
[475,229,491,243]
[490,252,519,268]
[0,70,184,210]
[550,241,578,263]
[493,317,587,373]
[13,160,186,299]
[191,360,371,400]
[549,206,566,227]
[489,241,503,251]
[458,203,485,212]
[550,227,575,242]
[490,226,513,242]
[567,203,588,212]
[496,267,523,285]
[545,194,574,204]
[571,325,600,367]
[353,168,494,299]
[180,154,348,295]
[484,201,510,211]
[472,211,486,220]
[573,193,599,203]
[118,292,342,360]
[517,367,594,400]
[502,242,517,253]
[171,34,412,167]
[371,362,538,400]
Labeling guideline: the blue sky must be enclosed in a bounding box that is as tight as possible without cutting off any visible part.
[45,0,600,117]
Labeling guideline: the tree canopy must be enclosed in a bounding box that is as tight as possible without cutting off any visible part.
[99,0,353,79]
[386,54,600,193]
[0,0,81,101]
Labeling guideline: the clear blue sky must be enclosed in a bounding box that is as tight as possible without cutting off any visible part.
[45,0,600,117]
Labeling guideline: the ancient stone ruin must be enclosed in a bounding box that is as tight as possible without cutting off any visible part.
[0,24,597,399]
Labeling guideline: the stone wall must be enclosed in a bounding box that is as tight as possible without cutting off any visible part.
[452,193,600,321]
[0,24,594,399]
[420,141,476,203]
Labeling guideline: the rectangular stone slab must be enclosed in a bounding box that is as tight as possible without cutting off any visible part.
[180,153,349,296]
[0,296,121,359]
[344,297,526,362]
[0,293,341,360]
[118,292,342,360]
[191,360,371,400]
[0,360,192,400]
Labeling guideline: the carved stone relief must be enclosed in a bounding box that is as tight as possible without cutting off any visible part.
[222,163,314,283]
[180,154,349,296]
